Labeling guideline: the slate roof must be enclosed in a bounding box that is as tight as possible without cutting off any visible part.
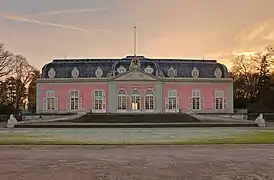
[41,56,229,78]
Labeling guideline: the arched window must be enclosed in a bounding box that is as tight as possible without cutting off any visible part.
[165,90,178,112]
[131,89,140,111]
[117,89,127,111]
[145,90,154,111]
[43,90,58,111]
[68,90,82,111]
[92,90,106,113]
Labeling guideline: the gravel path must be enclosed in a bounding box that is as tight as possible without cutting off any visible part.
[0,145,273,179]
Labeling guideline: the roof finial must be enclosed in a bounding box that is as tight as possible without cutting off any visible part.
[134,25,137,56]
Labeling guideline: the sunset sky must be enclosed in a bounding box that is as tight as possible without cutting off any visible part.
[1,0,274,70]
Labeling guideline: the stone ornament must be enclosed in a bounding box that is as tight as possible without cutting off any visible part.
[95,66,103,78]
[117,65,127,74]
[6,114,17,128]
[71,67,79,78]
[48,68,56,78]
[214,67,222,78]
[191,67,199,78]
[167,66,177,77]
[144,65,154,74]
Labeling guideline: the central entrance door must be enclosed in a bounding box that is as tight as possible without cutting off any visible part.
[131,89,140,111]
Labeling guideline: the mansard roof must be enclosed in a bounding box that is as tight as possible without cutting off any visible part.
[41,55,229,79]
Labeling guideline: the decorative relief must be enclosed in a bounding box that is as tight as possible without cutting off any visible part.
[95,66,103,78]
[144,65,154,74]
[129,57,141,70]
[191,67,199,78]
[167,66,177,77]
[214,67,222,78]
[117,65,127,74]
[114,70,157,81]
[48,68,56,78]
[71,67,79,78]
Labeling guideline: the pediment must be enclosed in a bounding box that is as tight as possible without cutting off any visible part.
[112,69,159,81]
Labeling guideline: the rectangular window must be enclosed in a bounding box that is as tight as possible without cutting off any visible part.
[168,97,177,110]
[214,90,224,110]
[191,90,201,110]
[70,97,79,110]
[46,98,55,110]
[118,96,127,110]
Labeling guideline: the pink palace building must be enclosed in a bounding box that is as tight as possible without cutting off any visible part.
[36,56,233,114]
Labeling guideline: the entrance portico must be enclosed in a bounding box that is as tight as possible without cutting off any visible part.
[108,69,163,113]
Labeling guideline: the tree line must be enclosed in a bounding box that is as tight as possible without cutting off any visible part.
[0,44,40,114]
[0,43,274,115]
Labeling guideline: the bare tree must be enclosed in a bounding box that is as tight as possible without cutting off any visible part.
[231,45,274,101]
[0,44,15,78]
[12,55,37,112]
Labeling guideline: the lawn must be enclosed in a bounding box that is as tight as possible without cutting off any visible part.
[0,129,273,145]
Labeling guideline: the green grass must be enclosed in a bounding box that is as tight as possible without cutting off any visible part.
[0,131,273,145]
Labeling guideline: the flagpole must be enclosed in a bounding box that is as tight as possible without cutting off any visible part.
[134,26,136,56]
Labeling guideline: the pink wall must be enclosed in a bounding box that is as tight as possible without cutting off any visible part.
[116,84,155,110]
[163,83,229,110]
[40,83,108,110]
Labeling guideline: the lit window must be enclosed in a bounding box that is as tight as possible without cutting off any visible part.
[131,89,140,110]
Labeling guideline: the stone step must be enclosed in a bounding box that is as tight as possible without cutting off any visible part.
[15,122,258,128]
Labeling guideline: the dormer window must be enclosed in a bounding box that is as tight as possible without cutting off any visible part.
[71,67,79,78]
[214,67,222,78]
[117,65,127,74]
[167,66,177,77]
[191,67,199,78]
[95,66,103,78]
[144,65,154,74]
[48,68,56,79]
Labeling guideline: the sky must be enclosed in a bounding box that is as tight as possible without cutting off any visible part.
[1,0,274,70]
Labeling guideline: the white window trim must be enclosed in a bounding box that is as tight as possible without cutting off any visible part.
[165,90,179,113]
[68,90,83,111]
[117,89,128,112]
[144,89,155,112]
[92,89,106,113]
[190,89,202,111]
[130,88,141,112]
[43,90,58,111]
[213,90,226,110]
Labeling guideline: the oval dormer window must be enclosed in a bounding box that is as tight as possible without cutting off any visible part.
[167,66,177,77]
[145,65,154,74]
[214,67,222,78]
[48,68,56,79]
[95,66,103,78]
[191,67,199,78]
[71,67,79,78]
[117,65,127,74]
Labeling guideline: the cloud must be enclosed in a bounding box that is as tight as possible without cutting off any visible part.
[5,15,89,33]
[25,8,107,17]
[3,8,110,33]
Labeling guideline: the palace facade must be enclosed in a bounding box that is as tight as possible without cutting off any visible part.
[36,56,233,114]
